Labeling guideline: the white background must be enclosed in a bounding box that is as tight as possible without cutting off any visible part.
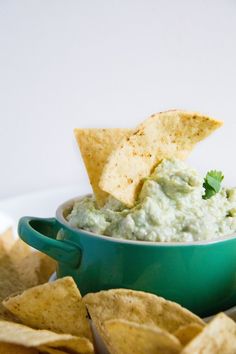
[0,0,236,200]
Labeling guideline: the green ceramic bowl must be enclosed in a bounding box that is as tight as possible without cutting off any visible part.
[18,195,236,317]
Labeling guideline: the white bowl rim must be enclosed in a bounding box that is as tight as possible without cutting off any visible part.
[56,194,236,247]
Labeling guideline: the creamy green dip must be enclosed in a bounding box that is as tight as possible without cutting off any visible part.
[67,159,236,242]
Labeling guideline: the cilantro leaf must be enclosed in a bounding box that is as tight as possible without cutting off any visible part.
[202,170,224,200]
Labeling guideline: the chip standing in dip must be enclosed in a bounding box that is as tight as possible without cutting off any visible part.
[67,159,236,242]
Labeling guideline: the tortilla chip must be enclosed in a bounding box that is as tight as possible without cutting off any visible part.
[0,238,25,320]
[83,289,204,338]
[74,128,132,206]
[36,253,57,284]
[17,251,56,288]
[181,313,236,353]
[0,235,56,321]
[9,238,32,264]
[103,319,182,354]
[0,227,15,251]
[38,339,94,354]
[99,110,223,206]
[174,323,204,346]
[0,320,94,354]
[38,347,67,354]
[0,343,38,354]
[3,277,92,340]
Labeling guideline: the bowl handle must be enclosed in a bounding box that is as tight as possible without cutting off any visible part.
[18,216,82,268]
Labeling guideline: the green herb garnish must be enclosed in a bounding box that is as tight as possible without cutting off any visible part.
[202,170,224,199]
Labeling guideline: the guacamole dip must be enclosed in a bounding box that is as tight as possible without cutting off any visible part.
[67,159,236,242]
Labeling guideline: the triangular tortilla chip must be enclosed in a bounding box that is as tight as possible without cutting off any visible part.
[103,319,182,354]
[38,347,68,354]
[74,128,132,206]
[0,320,94,354]
[181,313,236,353]
[99,110,223,206]
[83,289,204,337]
[0,228,15,252]
[0,234,56,321]
[16,251,56,288]
[3,277,92,340]
[0,343,38,354]
[9,238,32,264]
[174,323,204,346]
[0,236,25,320]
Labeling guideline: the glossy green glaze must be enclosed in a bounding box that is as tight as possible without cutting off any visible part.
[18,198,236,317]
